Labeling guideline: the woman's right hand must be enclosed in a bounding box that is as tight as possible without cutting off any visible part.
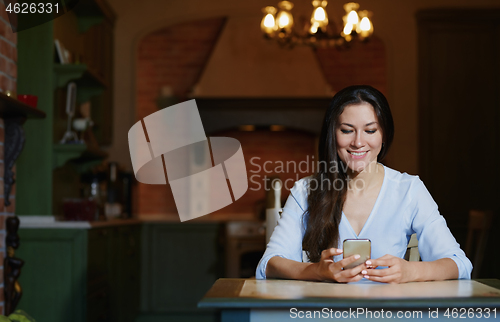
[314,248,366,283]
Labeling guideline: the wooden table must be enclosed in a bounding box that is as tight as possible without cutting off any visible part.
[199,279,500,321]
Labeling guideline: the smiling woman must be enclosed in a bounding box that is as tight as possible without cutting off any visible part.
[336,102,384,173]
[256,85,472,283]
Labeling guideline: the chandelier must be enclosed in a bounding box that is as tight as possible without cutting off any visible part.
[260,1,374,48]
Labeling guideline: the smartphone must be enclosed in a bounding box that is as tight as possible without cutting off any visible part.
[343,239,371,269]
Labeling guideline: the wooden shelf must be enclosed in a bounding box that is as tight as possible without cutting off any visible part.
[0,92,46,120]
[53,64,106,103]
[53,143,86,169]
[53,143,108,170]
[54,64,106,87]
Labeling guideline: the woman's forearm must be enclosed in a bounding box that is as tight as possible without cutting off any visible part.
[266,256,322,281]
[411,258,459,282]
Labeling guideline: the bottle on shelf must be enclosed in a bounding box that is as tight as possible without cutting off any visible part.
[105,162,123,219]
[81,171,107,221]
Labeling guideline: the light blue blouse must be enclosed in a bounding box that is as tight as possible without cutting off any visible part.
[256,165,472,280]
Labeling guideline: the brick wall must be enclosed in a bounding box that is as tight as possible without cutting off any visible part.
[314,36,387,96]
[0,0,17,315]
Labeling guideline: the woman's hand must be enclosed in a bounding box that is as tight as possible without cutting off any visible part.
[315,248,367,283]
[362,254,417,284]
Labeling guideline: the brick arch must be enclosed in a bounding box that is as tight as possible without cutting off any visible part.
[136,17,226,120]
[314,36,387,96]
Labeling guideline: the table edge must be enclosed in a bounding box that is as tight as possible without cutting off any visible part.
[198,279,500,309]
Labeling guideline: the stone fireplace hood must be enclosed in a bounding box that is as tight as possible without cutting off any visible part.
[195,97,331,135]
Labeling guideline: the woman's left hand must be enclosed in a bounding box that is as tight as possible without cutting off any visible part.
[362,254,417,284]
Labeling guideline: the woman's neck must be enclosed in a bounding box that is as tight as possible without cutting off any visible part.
[346,162,384,193]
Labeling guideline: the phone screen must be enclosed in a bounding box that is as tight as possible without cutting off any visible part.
[343,239,371,269]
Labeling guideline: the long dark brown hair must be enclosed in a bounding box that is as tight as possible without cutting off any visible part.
[302,85,394,262]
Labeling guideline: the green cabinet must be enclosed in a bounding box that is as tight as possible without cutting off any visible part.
[16,224,141,322]
[138,223,224,322]
[16,222,227,322]
[109,225,141,322]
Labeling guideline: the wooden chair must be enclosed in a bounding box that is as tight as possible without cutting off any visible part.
[405,233,420,262]
[465,209,493,278]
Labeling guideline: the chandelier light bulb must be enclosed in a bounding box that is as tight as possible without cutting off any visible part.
[310,22,319,34]
[313,7,326,22]
[277,13,290,28]
[347,10,359,25]
[311,0,328,32]
[358,10,373,38]
[261,6,277,34]
[360,17,370,31]
[343,2,360,32]
[276,1,294,30]
[264,14,276,28]
[343,22,353,35]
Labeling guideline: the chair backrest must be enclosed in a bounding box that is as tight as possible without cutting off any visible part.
[404,233,420,262]
[465,209,493,278]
